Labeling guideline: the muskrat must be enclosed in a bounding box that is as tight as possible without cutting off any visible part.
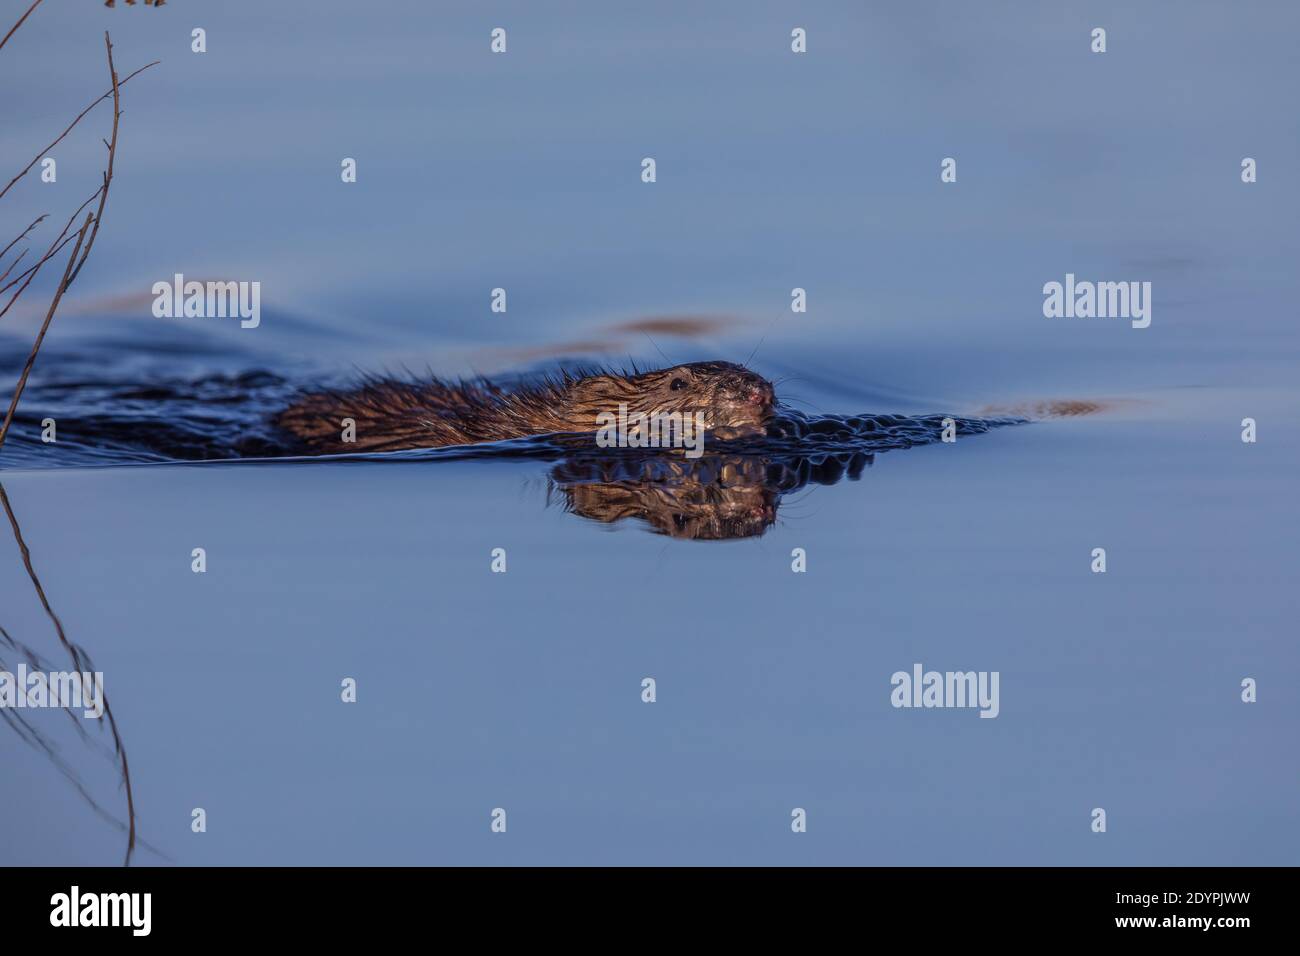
[275,361,777,454]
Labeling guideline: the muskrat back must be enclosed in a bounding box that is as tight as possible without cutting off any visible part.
[275,361,777,453]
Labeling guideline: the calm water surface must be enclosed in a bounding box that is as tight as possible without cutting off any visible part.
[1,0,1296,864]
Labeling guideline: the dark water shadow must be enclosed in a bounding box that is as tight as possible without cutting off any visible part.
[539,412,1011,540]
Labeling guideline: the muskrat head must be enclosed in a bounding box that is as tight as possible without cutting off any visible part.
[564,361,776,433]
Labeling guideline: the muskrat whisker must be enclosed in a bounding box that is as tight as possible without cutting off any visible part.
[773,376,813,389]
[779,489,823,513]
[778,394,831,415]
[641,332,675,368]
[743,314,782,368]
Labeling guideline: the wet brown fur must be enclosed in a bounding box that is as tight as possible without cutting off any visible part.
[275,361,776,454]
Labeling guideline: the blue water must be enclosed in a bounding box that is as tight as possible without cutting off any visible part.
[1,0,1297,865]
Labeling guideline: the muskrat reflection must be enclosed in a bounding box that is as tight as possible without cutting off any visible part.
[548,450,872,540]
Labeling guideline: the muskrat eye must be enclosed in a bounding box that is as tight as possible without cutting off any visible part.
[670,378,687,391]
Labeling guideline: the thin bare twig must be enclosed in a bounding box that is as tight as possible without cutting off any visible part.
[0,230,75,296]
[0,248,28,286]
[0,59,157,202]
[0,483,139,866]
[0,213,91,452]
[0,0,42,56]
[0,214,46,264]
[66,33,121,286]
[0,187,102,318]
[0,6,149,870]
